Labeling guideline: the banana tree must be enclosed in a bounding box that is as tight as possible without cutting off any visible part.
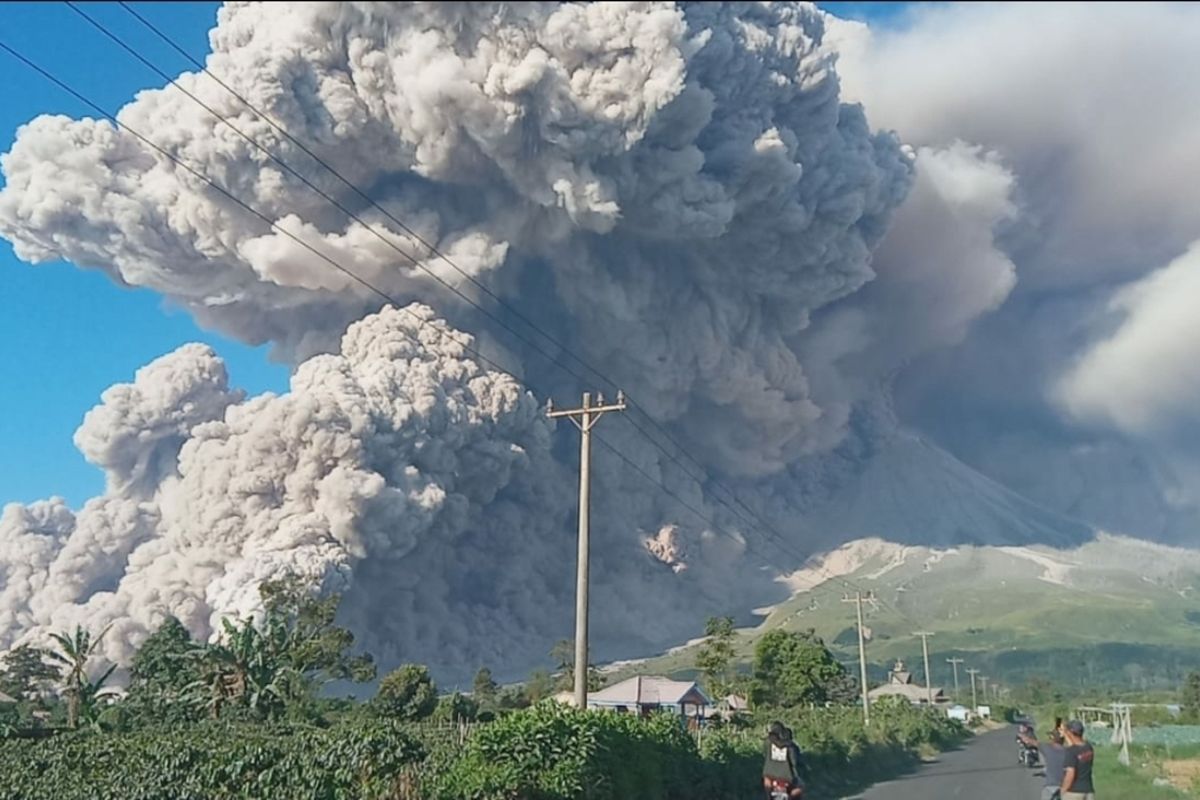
[188,618,300,720]
[45,625,117,729]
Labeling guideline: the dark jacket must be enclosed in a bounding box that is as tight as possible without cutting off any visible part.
[763,737,805,783]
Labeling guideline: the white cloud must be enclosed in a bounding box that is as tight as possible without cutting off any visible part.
[1057,242,1200,435]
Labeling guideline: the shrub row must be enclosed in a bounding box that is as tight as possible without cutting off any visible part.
[0,719,423,800]
[422,698,966,800]
[0,699,964,800]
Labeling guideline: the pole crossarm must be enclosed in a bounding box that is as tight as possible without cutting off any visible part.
[945,657,963,701]
[547,391,627,429]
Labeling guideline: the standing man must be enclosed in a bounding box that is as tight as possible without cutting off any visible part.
[1020,726,1068,800]
[1061,719,1096,800]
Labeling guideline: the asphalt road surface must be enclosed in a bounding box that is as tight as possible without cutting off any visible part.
[847,727,1049,799]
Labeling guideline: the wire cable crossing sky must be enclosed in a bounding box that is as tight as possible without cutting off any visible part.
[2,1,1199,682]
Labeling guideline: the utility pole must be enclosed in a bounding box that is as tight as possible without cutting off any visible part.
[914,631,935,705]
[980,676,989,705]
[547,390,626,710]
[843,592,874,725]
[946,657,964,701]
[966,668,980,711]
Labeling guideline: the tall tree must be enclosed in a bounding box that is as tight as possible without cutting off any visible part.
[259,577,376,686]
[372,664,438,721]
[45,625,117,729]
[0,645,59,700]
[750,629,850,709]
[129,618,196,695]
[473,667,499,708]
[125,617,202,723]
[523,671,554,705]
[548,639,603,692]
[696,616,736,698]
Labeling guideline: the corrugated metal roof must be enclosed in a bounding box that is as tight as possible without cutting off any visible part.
[588,675,711,706]
[0,691,17,704]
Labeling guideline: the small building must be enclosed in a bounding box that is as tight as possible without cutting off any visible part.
[867,659,947,706]
[0,691,16,705]
[716,693,750,719]
[586,675,711,720]
[946,704,970,722]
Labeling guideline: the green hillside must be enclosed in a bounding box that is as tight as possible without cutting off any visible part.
[605,535,1200,692]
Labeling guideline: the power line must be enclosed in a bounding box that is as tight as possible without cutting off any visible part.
[107,0,745,502]
[65,1,598,394]
[94,1,911,616]
[6,17,926,633]
[0,35,818,594]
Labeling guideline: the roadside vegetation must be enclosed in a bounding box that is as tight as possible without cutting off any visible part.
[0,589,966,799]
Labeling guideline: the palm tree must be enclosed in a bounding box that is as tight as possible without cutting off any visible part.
[45,625,117,729]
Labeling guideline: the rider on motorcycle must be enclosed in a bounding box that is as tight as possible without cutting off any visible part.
[1017,722,1041,766]
[763,721,806,799]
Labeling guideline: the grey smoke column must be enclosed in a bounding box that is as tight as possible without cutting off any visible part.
[0,2,964,678]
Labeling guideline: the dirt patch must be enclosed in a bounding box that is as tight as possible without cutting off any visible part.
[1162,757,1200,791]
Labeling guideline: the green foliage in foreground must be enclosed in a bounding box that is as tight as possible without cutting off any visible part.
[0,719,424,800]
[0,700,965,800]
[425,699,967,800]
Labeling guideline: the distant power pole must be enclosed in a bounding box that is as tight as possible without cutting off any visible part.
[914,632,935,705]
[980,676,990,704]
[966,668,980,711]
[843,591,874,725]
[547,390,626,709]
[946,657,964,701]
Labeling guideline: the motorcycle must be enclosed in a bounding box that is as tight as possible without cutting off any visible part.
[766,778,802,799]
[1018,740,1041,768]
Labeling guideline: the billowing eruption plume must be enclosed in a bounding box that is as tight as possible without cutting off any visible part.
[0,2,1034,680]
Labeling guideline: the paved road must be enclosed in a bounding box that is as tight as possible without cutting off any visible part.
[846,728,1050,799]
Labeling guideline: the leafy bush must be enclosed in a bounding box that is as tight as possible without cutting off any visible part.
[740,701,968,796]
[427,703,699,800]
[0,698,965,800]
[0,703,17,737]
[0,718,423,800]
[431,692,479,724]
[423,699,964,800]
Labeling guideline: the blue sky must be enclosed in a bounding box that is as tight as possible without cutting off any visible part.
[0,2,286,508]
[0,1,904,509]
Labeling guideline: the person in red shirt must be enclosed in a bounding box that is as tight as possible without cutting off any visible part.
[1060,719,1096,800]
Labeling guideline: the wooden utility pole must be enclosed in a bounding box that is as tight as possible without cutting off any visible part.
[842,592,874,725]
[914,631,935,705]
[547,390,626,710]
[946,657,963,701]
[966,667,980,711]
